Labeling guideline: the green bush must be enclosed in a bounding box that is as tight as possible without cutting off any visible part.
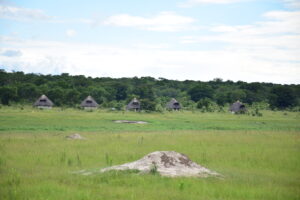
[155,104,165,113]
[197,98,218,112]
[140,99,156,111]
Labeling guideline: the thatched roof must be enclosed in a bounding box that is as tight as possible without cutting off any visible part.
[33,95,54,107]
[126,98,140,110]
[166,98,181,110]
[80,96,98,107]
[229,101,246,113]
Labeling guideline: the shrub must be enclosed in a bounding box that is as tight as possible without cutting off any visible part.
[197,98,218,112]
[140,98,156,111]
[155,104,165,113]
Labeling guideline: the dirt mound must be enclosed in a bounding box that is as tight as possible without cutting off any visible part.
[114,120,148,124]
[65,133,85,140]
[101,151,220,177]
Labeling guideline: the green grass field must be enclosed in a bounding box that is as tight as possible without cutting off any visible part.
[0,107,299,200]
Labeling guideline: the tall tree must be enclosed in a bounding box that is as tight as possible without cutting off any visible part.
[188,84,213,102]
[0,86,17,105]
[269,86,297,109]
[115,83,128,101]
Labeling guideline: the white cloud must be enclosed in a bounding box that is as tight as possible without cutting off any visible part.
[1,3,299,84]
[66,29,76,37]
[178,0,249,7]
[0,36,299,84]
[182,10,300,45]
[179,0,300,8]
[103,11,196,32]
[132,43,171,49]
[179,9,300,83]
[0,5,52,21]
[283,0,300,8]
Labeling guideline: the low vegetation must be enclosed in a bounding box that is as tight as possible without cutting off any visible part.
[0,107,299,200]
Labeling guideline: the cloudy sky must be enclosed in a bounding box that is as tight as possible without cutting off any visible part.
[0,0,299,83]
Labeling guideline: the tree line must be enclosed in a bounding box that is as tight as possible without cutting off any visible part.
[0,70,299,111]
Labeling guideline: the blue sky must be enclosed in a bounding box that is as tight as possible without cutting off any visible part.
[0,0,300,83]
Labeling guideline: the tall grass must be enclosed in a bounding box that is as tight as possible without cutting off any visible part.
[0,106,299,132]
[0,107,299,199]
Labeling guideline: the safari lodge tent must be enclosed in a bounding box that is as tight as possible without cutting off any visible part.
[126,98,140,111]
[33,95,54,109]
[229,101,246,114]
[166,98,181,110]
[80,96,98,110]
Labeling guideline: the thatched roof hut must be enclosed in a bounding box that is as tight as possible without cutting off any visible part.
[33,95,54,109]
[166,98,181,110]
[80,96,98,109]
[126,98,140,111]
[229,101,246,113]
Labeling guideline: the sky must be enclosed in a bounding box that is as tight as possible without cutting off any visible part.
[0,0,300,84]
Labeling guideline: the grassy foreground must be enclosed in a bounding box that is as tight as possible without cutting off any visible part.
[0,107,299,200]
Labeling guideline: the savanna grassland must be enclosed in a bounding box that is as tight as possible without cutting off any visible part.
[0,107,299,200]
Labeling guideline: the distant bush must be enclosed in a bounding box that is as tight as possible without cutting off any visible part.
[251,101,270,110]
[75,105,82,109]
[155,104,165,113]
[248,108,263,117]
[248,102,267,117]
[182,100,197,111]
[217,106,226,113]
[290,106,300,112]
[269,86,297,109]
[140,99,156,111]
[114,101,125,111]
[197,98,218,112]
[254,108,263,117]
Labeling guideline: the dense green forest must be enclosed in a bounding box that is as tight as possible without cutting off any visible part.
[0,70,299,111]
